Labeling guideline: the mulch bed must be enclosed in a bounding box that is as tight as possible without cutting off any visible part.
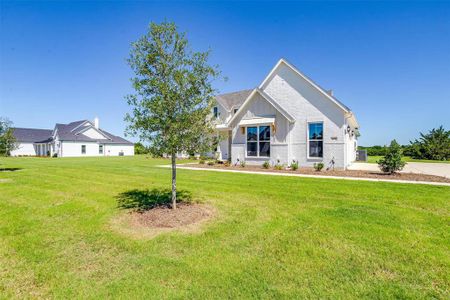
[188,163,450,184]
[130,203,214,229]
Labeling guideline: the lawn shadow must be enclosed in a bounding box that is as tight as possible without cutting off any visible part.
[117,188,192,211]
[0,168,22,172]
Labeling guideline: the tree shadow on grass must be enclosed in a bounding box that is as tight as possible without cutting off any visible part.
[0,168,22,172]
[116,188,192,212]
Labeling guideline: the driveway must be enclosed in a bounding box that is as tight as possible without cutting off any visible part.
[349,162,450,179]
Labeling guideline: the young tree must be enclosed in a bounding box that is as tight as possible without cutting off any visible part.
[378,140,406,174]
[409,126,450,160]
[125,22,220,209]
[0,117,18,156]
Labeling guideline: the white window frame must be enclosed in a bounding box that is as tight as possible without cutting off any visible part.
[245,125,271,158]
[307,122,324,159]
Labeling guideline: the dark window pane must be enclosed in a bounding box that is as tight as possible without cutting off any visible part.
[309,141,323,157]
[81,145,86,154]
[213,107,218,118]
[309,123,323,140]
[247,127,257,141]
[259,142,270,157]
[259,126,270,141]
[247,142,257,156]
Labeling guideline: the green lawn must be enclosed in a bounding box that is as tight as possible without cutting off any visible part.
[367,155,450,164]
[0,156,449,298]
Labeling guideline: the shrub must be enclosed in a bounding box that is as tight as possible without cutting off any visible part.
[52,153,58,158]
[378,139,406,174]
[313,162,324,171]
[199,159,205,164]
[223,160,230,167]
[274,164,283,170]
[262,161,270,169]
[240,160,246,168]
[290,160,299,171]
[207,161,215,166]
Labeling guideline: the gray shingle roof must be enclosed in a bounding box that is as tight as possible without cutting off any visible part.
[55,120,133,145]
[216,89,253,111]
[13,120,133,145]
[12,128,53,143]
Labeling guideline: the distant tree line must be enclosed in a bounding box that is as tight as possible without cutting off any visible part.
[359,126,449,161]
[134,142,150,155]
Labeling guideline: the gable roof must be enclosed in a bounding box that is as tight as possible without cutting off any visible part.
[55,120,133,144]
[13,120,133,145]
[13,128,53,143]
[259,58,352,113]
[215,89,253,111]
[227,88,296,126]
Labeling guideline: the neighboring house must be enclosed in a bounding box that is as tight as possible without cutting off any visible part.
[214,58,359,169]
[11,118,134,157]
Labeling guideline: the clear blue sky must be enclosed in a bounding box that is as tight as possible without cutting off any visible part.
[1,1,449,146]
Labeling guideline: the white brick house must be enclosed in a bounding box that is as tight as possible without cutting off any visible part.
[214,58,359,169]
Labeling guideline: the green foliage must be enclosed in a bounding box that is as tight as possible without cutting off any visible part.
[290,160,299,171]
[134,142,149,155]
[199,159,205,164]
[274,163,283,170]
[313,162,324,171]
[262,161,270,169]
[358,145,386,156]
[125,21,220,158]
[0,117,18,156]
[239,160,246,168]
[378,140,406,174]
[124,21,221,207]
[409,126,449,161]
[207,161,215,166]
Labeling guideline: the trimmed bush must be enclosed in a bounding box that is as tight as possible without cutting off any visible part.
[207,161,215,166]
[199,159,205,164]
[313,162,324,171]
[378,140,406,174]
[240,161,246,168]
[290,160,299,171]
[262,161,270,169]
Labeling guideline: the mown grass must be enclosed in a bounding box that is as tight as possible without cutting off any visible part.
[0,156,449,298]
[367,155,450,164]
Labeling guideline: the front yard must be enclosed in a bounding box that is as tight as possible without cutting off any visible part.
[0,156,449,298]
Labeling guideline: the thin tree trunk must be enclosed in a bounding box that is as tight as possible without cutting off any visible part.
[171,153,177,209]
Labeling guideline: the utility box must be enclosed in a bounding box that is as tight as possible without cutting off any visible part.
[356,150,367,162]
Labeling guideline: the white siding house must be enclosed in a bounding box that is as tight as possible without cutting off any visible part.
[214,59,359,169]
[11,118,134,157]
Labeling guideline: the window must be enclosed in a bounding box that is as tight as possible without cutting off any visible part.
[233,108,238,114]
[81,145,86,154]
[99,145,103,154]
[213,107,218,118]
[246,125,270,157]
[308,123,323,158]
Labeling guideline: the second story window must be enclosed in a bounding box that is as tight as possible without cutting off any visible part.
[213,107,218,118]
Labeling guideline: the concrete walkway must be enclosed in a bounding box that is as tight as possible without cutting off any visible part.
[159,165,450,187]
[349,162,450,179]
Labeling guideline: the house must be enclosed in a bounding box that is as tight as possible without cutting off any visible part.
[214,58,359,169]
[11,118,134,157]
